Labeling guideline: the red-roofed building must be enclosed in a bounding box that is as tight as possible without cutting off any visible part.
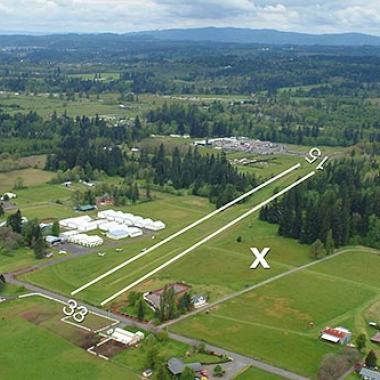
[321,326,352,345]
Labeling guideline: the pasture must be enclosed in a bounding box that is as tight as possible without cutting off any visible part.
[0,296,139,380]
[171,248,380,377]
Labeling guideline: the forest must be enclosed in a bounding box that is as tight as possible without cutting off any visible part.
[260,147,380,250]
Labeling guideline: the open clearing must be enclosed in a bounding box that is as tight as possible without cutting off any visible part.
[170,248,380,377]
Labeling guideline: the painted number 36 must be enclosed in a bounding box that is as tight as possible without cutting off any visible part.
[63,299,89,323]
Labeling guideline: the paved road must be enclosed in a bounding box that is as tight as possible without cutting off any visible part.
[5,274,309,380]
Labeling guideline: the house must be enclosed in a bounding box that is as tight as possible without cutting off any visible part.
[371,332,380,344]
[192,295,207,309]
[0,192,16,201]
[109,328,144,346]
[96,195,114,207]
[144,283,191,310]
[320,326,352,345]
[167,358,202,377]
[359,368,380,380]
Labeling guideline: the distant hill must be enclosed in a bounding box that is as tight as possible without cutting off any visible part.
[134,27,380,46]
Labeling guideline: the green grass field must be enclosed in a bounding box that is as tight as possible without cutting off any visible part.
[21,162,312,305]
[0,297,139,380]
[170,248,380,377]
[0,168,56,194]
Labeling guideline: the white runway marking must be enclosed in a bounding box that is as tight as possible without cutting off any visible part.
[100,170,315,306]
[71,163,301,296]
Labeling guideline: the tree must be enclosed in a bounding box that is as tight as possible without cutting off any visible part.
[0,203,4,218]
[13,177,24,190]
[137,298,145,321]
[310,239,326,259]
[325,229,335,255]
[365,350,377,368]
[213,365,225,377]
[7,209,23,234]
[366,215,380,249]
[52,221,60,237]
[154,364,170,380]
[145,344,160,369]
[356,333,367,352]
[180,367,195,380]
[23,219,41,247]
[33,236,47,259]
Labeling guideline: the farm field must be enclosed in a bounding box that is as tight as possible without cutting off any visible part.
[21,162,312,305]
[170,247,380,377]
[0,296,139,380]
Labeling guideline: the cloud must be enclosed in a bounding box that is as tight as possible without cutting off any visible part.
[0,0,379,35]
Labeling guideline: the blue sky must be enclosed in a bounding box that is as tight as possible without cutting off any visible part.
[0,0,379,35]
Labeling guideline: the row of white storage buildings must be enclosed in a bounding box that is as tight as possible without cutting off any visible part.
[58,210,166,245]
[97,210,166,232]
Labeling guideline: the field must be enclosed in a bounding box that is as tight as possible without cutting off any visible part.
[0,296,139,380]
[170,248,380,377]
[0,168,56,194]
[20,161,312,305]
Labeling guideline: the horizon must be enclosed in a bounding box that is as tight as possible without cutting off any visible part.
[0,1,379,36]
[0,26,379,38]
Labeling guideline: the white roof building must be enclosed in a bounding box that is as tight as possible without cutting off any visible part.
[109,328,144,346]
[1,192,17,201]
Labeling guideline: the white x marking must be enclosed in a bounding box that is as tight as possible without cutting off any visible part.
[250,247,271,269]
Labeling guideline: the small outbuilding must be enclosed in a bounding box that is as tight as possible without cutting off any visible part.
[320,326,352,345]
[371,332,380,344]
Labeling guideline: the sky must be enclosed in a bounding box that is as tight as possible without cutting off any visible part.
[0,0,379,35]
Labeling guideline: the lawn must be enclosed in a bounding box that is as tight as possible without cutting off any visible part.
[170,248,380,377]
[0,297,139,380]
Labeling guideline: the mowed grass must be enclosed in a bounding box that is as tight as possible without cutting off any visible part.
[171,248,380,377]
[20,191,216,299]
[0,297,139,380]
[22,164,312,305]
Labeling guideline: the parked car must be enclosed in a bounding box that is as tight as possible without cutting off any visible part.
[142,369,153,378]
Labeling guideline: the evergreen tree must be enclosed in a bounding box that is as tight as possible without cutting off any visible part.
[310,239,326,259]
[365,350,377,368]
[154,364,170,380]
[137,298,145,321]
[33,236,47,259]
[325,229,335,255]
[52,221,60,237]
[356,333,367,352]
[7,209,23,234]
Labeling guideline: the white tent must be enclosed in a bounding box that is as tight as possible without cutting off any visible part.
[128,227,143,238]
